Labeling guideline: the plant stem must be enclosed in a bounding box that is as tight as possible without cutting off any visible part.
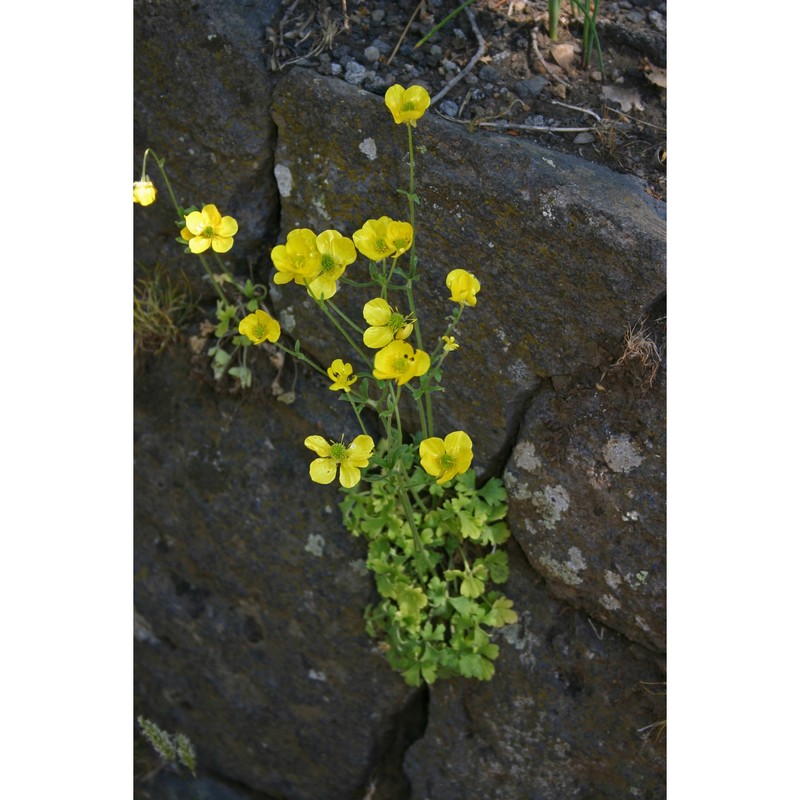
[197,254,228,303]
[142,149,184,218]
[415,0,477,49]
[403,123,434,436]
[347,392,369,437]
[548,0,561,40]
[274,340,328,378]
[314,296,372,368]
[328,300,365,336]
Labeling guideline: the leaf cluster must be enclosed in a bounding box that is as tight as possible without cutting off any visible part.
[341,467,517,686]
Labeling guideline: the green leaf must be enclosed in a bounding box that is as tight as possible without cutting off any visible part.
[228,366,252,388]
[457,511,482,541]
[482,550,510,584]
[478,477,507,506]
[402,664,422,687]
[485,596,518,627]
[246,298,259,311]
[460,573,485,599]
[448,595,477,617]
[397,585,428,618]
[214,318,230,337]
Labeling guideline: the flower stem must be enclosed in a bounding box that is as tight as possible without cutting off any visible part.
[197,254,228,303]
[142,148,184,219]
[347,392,369,437]
[314,296,371,368]
[327,300,365,336]
[398,466,430,578]
[274,340,328,378]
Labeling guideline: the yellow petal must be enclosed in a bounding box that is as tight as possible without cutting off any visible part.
[188,236,211,254]
[363,298,392,326]
[347,435,375,466]
[338,462,361,489]
[202,204,222,227]
[419,437,445,478]
[310,458,337,484]
[212,236,234,253]
[363,326,394,349]
[217,216,239,237]
[185,211,205,235]
[411,349,430,378]
[304,436,331,457]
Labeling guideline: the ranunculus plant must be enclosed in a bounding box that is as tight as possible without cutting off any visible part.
[134,84,517,686]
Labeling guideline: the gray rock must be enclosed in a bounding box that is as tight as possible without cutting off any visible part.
[478,64,500,83]
[514,76,548,101]
[363,45,380,63]
[133,0,281,301]
[370,38,392,56]
[344,60,367,85]
[135,347,413,799]
[503,347,666,652]
[404,542,666,799]
[438,99,459,117]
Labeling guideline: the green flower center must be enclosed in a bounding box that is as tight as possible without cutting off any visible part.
[392,355,409,373]
[329,442,347,462]
[440,453,455,470]
[253,323,266,339]
[388,312,405,333]
[402,101,416,112]
[321,254,336,273]
[374,238,389,254]
[202,226,215,238]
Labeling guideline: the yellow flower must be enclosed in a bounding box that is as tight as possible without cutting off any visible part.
[373,340,430,386]
[419,431,474,484]
[307,229,356,300]
[133,179,157,206]
[384,84,431,127]
[353,218,414,262]
[271,228,323,287]
[304,434,375,488]
[386,220,413,256]
[353,216,397,261]
[327,359,357,393]
[238,309,280,344]
[441,335,459,352]
[362,298,414,349]
[446,268,481,307]
[183,204,239,254]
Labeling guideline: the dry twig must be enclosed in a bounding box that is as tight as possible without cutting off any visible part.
[551,99,601,122]
[430,6,486,106]
[387,0,425,65]
[530,26,571,88]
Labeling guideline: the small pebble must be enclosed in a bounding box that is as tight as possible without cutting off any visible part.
[344,61,367,85]
[363,72,388,92]
[513,76,548,101]
[648,11,665,31]
[478,65,500,83]
[626,10,645,23]
[574,132,595,144]
[441,58,457,72]
[371,9,385,24]
[330,63,342,76]
[371,38,392,55]
[364,45,380,63]
[439,99,459,117]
